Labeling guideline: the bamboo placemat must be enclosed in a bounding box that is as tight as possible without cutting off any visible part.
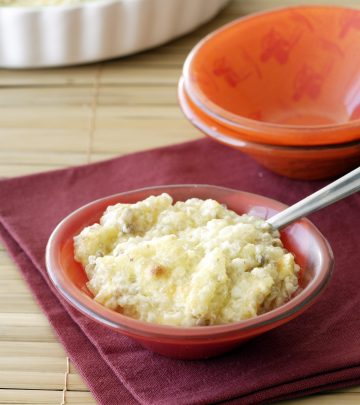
[1,0,360,404]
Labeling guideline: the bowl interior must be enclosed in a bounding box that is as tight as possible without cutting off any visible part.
[47,185,332,338]
[179,77,360,153]
[187,6,360,129]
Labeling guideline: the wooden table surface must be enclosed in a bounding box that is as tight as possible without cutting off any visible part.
[1,0,359,404]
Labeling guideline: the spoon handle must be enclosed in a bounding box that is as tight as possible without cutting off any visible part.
[267,166,360,230]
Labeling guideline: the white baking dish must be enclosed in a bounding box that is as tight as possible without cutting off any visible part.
[0,0,229,68]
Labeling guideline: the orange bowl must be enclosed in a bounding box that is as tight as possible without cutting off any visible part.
[46,185,333,359]
[178,77,360,180]
[183,6,360,146]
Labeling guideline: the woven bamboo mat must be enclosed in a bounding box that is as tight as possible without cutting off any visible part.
[1,0,360,403]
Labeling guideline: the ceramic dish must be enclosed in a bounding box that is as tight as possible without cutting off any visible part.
[0,0,229,68]
[182,5,360,146]
[46,185,333,359]
[178,77,360,180]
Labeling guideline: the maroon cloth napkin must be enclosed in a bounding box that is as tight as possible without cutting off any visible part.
[1,138,360,405]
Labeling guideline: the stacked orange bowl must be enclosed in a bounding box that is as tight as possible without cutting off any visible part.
[179,5,360,180]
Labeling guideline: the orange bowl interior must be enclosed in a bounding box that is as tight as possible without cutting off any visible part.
[186,6,360,145]
[178,77,360,179]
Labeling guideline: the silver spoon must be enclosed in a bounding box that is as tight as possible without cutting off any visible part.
[267,166,360,230]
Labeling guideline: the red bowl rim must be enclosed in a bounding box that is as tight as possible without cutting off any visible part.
[182,5,360,144]
[46,184,334,340]
[178,76,360,152]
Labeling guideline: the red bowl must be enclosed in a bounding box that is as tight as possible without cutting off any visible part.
[179,77,360,180]
[183,6,360,146]
[46,185,333,359]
